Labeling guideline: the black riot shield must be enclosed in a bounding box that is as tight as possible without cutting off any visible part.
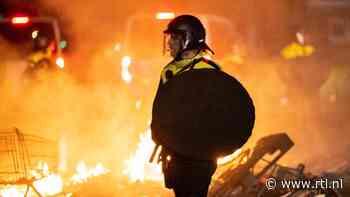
[151,68,255,160]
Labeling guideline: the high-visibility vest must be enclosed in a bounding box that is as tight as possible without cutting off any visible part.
[28,48,52,65]
[161,51,221,84]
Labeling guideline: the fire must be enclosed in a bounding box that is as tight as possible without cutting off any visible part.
[0,161,63,197]
[31,162,63,196]
[0,186,26,197]
[123,127,246,182]
[296,32,305,44]
[0,161,110,196]
[34,174,63,196]
[56,57,65,69]
[123,128,163,182]
[121,56,133,83]
[71,161,110,184]
[217,148,243,165]
[281,42,315,59]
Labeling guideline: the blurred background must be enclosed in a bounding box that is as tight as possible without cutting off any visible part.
[0,0,350,196]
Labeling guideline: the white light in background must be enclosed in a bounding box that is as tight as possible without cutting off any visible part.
[32,30,39,39]
[11,16,29,24]
[123,128,163,182]
[136,99,142,110]
[122,70,132,83]
[59,136,67,172]
[156,12,175,20]
[121,56,132,83]
[122,56,131,68]
[114,43,121,52]
[296,32,304,45]
[56,57,65,69]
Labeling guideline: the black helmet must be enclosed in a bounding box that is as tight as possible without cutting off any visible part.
[164,15,214,54]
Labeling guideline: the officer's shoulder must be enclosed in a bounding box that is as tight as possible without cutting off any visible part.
[162,60,176,71]
[195,58,221,70]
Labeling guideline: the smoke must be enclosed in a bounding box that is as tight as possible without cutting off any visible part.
[1,0,348,178]
[0,69,156,175]
[1,1,162,176]
[227,58,350,173]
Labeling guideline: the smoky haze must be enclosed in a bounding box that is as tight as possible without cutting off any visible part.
[0,0,348,178]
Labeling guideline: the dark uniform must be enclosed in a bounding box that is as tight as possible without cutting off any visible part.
[162,148,217,197]
[151,14,255,197]
[158,51,220,197]
[150,14,249,197]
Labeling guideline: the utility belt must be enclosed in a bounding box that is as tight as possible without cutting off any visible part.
[151,145,217,189]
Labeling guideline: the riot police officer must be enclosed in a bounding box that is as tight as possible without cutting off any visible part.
[151,15,221,197]
[25,34,54,78]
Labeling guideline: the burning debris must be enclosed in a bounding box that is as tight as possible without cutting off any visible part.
[209,133,350,197]
[0,128,111,197]
[123,127,162,183]
[209,133,295,197]
[70,161,110,185]
[0,127,172,197]
[0,128,64,197]
[1,128,349,197]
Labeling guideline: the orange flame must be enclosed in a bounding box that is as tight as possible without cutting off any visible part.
[31,162,63,196]
[0,186,27,197]
[71,161,110,184]
[123,127,163,182]
[217,148,243,165]
[0,162,63,197]
[124,127,246,182]
[0,161,110,196]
